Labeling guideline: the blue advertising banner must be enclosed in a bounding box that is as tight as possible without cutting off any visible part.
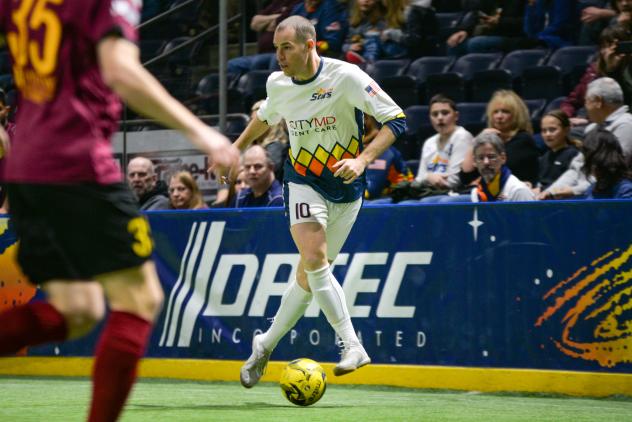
[3,200,631,373]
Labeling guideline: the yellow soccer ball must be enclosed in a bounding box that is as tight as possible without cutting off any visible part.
[279,358,327,406]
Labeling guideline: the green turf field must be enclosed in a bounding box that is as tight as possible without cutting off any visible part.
[1,377,631,421]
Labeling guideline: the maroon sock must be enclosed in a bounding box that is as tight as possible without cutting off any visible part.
[88,311,152,422]
[0,302,68,355]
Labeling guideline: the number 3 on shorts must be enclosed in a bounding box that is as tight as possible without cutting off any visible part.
[295,202,311,219]
[127,217,154,257]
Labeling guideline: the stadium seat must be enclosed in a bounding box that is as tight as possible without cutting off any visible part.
[158,36,194,76]
[468,69,513,102]
[398,105,431,160]
[499,49,549,90]
[367,59,410,83]
[407,56,454,102]
[456,102,487,136]
[544,96,566,113]
[238,69,274,112]
[192,73,244,115]
[545,45,596,74]
[520,66,563,101]
[451,53,503,81]
[545,46,596,92]
[425,73,466,102]
[140,39,166,64]
[167,0,205,36]
[379,75,419,109]
[525,99,547,131]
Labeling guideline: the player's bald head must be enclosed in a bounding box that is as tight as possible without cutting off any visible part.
[275,15,316,44]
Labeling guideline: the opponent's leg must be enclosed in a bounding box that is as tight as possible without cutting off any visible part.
[240,260,313,388]
[291,222,370,376]
[0,281,104,355]
[88,261,163,422]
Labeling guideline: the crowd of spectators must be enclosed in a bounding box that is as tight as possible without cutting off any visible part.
[3,0,632,212]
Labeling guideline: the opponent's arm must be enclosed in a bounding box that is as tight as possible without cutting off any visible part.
[97,36,239,173]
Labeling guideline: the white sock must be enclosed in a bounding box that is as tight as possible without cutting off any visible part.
[305,265,360,346]
[260,280,312,350]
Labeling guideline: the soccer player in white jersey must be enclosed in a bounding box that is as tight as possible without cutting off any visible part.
[229,15,407,388]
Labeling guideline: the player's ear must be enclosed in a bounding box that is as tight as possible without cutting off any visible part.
[306,39,315,51]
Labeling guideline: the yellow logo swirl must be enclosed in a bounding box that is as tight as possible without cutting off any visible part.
[535,245,632,367]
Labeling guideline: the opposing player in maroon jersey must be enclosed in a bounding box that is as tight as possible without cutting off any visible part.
[0,1,239,421]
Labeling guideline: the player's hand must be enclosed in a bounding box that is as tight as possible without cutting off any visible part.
[197,127,240,182]
[332,158,367,184]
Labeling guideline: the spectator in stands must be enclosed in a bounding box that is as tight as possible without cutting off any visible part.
[524,0,580,49]
[582,127,632,198]
[446,0,528,55]
[584,76,632,156]
[535,110,581,193]
[235,167,249,194]
[483,90,540,185]
[416,95,474,191]
[578,1,615,45]
[561,25,632,135]
[380,0,439,59]
[540,76,632,199]
[363,114,414,200]
[470,131,536,201]
[227,1,300,82]
[292,0,349,57]
[168,171,208,209]
[609,0,632,29]
[127,157,170,211]
[234,145,284,207]
[343,0,388,64]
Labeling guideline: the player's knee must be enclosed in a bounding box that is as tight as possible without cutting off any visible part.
[63,303,105,339]
[301,254,328,272]
[144,286,164,321]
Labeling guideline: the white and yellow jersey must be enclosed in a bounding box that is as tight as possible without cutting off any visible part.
[257,57,405,203]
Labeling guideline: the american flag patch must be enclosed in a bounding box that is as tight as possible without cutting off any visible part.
[364,82,381,97]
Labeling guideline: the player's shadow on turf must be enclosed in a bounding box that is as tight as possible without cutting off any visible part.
[128,402,341,411]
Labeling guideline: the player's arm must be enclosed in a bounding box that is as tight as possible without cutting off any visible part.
[233,116,271,151]
[97,36,239,173]
[333,111,406,184]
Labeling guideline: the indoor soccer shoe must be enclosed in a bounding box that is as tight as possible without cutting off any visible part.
[333,342,371,376]
[240,334,271,388]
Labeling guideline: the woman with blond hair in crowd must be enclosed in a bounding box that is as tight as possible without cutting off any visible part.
[168,171,208,210]
[481,90,540,185]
